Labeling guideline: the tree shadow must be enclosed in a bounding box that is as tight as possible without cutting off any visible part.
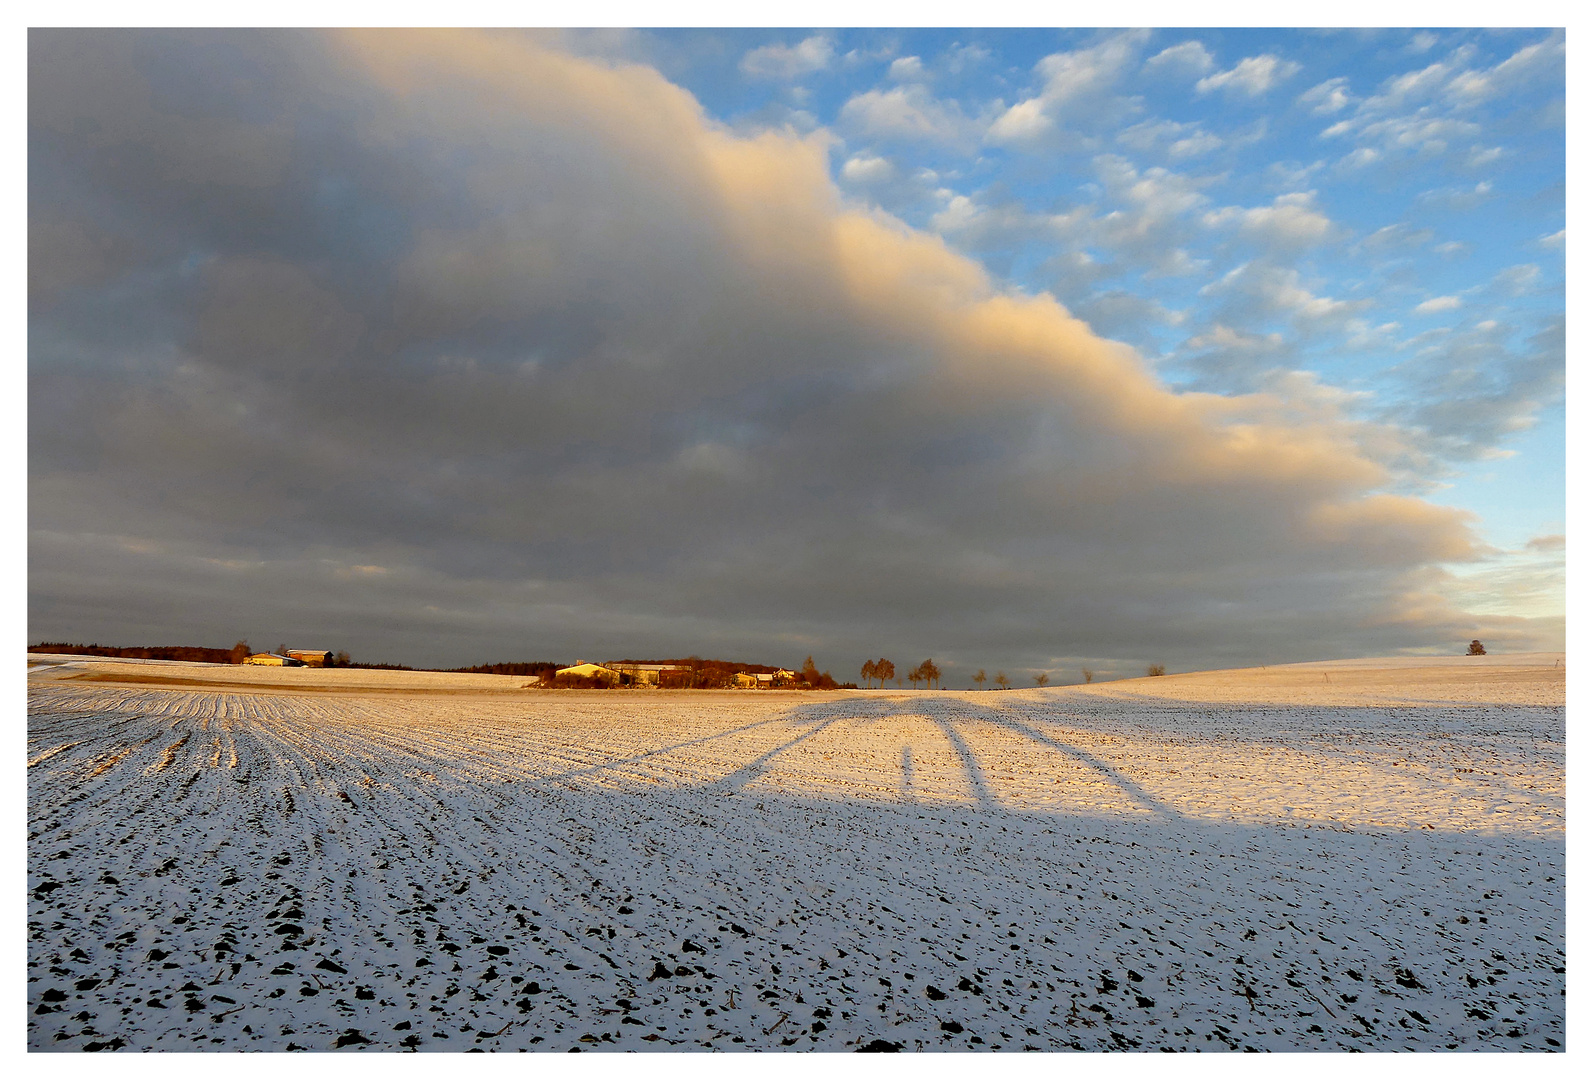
[940,697,1183,820]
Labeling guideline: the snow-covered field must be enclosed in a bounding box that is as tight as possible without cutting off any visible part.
[27,653,1564,1052]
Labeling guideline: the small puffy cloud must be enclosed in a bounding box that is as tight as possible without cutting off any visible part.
[1524,534,1564,552]
[1414,295,1462,314]
[1178,323,1291,387]
[1203,192,1333,253]
[986,97,1050,142]
[1298,77,1355,115]
[987,32,1147,144]
[1116,118,1223,158]
[1201,260,1369,327]
[840,153,895,185]
[1385,315,1563,462]
[1356,223,1435,253]
[1445,31,1564,105]
[888,55,924,81]
[1143,40,1215,78]
[945,42,991,74]
[1490,264,1542,297]
[1466,145,1504,168]
[740,35,834,79]
[839,84,976,145]
[1197,54,1302,97]
[1537,229,1565,250]
[1417,180,1493,211]
[1264,159,1324,190]
[1071,290,1186,351]
[1352,114,1480,155]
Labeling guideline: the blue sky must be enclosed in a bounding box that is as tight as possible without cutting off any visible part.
[637,27,1566,537]
[27,29,1565,671]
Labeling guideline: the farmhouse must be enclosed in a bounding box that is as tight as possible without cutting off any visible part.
[556,662,621,685]
[285,649,332,667]
[244,653,303,666]
[604,662,690,687]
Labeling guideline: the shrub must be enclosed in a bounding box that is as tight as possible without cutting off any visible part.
[1146,663,1166,677]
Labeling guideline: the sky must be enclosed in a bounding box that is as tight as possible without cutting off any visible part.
[27,27,1565,680]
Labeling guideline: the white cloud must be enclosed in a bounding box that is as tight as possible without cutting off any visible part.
[986,32,1147,144]
[1336,147,1380,170]
[1197,54,1302,97]
[1143,40,1215,78]
[1414,295,1462,314]
[838,84,975,145]
[1201,261,1369,326]
[1203,192,1333,253]
[1537,229,1565,250]
[1490,264,1541,297]
[840,153,895,184]
[1116,118,1223,158]
[986,97,1050,142]
[1356,223,1434,253]
[1298,77,1355,115]
[740,35,834,80]
[1445,31,1564,105]
[888,55,924,81]
[945,42,991,74]
[1465,145,1504,168]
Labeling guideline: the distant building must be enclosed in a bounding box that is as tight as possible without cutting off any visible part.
[285,650,332,667]
[556,662,621,684]
[604,662,690,687]
[244,653,303,666]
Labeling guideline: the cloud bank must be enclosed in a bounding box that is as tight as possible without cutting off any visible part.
[28,30,1555,674]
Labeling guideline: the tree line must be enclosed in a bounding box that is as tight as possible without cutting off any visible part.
[857,659,1172,688]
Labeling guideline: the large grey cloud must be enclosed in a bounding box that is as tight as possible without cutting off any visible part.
[28,30,1557,677]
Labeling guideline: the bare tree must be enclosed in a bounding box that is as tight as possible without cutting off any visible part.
[994,671,1009,690]
[921,659,941,690]
[861,659,878,688]
[229,640,251,664]
[1033,671,1050,687]
[972,668,986,690]
[1081,668,1094,684]
[877,659,895,687]
[1467,640,1487,656]
[907,662,924,689]
[334,650,350,668]
[1146,663,1166,677]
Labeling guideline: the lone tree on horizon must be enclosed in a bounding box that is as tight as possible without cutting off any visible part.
[1081,668,1094,684]
[972,668,986,690]
[994,671,1010,690]
[1468,639,1487,655]
[1034,671,1050,687]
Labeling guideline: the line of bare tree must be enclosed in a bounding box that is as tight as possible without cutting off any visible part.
[852,659,1170,690]
[859,658,896,688]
